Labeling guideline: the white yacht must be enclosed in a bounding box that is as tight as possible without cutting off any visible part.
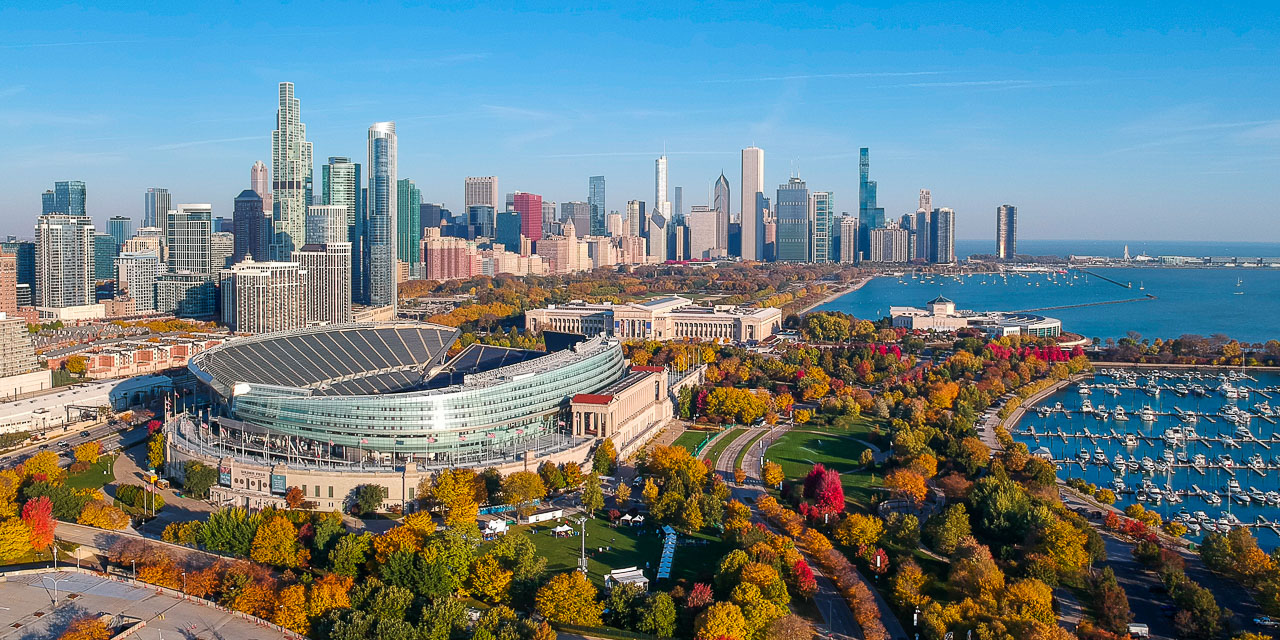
[1222,435,1238,448]
[1218,454,1235,468]
[1192,453,1207,467]
[1205,493,1222,506]
[1145,382,1161,396]
[1078,384,1092,396]
[1249,453,1266,470]
[1140,405,1157,422]
[1176,451,1189,463]
[1113,453,1127,469]
[1236,424,1255,440]
[1266,491,1280,506]
[1155,459,1171,473]
[1234,492,1252,505]
[1123,433,1139,447]
[1094,448,1108,464]
[1081,399,1094,413]
[1163,426,1184,446]
[1187,520,1202,535]
[1141,456,1156,472]
[1078,448,1091,462]
[1250,486,1267,503]
[1114,406,1129,421]
[1228,478,1242,492]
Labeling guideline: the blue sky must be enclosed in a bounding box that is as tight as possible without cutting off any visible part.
[1,1,1277,242]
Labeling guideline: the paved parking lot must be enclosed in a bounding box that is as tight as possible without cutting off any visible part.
[0,570,291,639]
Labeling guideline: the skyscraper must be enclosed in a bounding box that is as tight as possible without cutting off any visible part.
[465,177,499,211]
[114,251,162,312]
[0,240,35,307]
[143,188,170,229]
[918,189,932,215]
[271,82,314,259]
[810,191,833,263]
[43,181,87,217]
[839,216,859,264]
[396,178,421,266]
[931,208,956,263]
[210,232,234,271]
[868,224,911,263]
[495,209,522,251]
[913,208,932,263]
[296,205,353,325]
[740,147,764,260]
[233,190,270,264]
[366,121,397,308]
[0,252,15,314]
[513,192,543,242]
[673,186,683,221]
[251,161,273,220]
[996,204,1017,259]
[713,172,730,255]
[107,216,132,251]
[93,234,117,281]
[857,148,886,259]
[647,208,667,262]
[687,206,718,260]
[468,205,496,240]
[34,214,95,308]
[166,204,213,274]
[588,176,606,236]
[626,200,645,237]
[322,156,362,300]
[562,202,591,238]
[775,178,810,262]
[655,155,669,221]
[220,259,307,334]
[306,205,349,245]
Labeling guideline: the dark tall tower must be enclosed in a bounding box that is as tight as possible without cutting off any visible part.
[233,189,270,264]
[713,172,730,256]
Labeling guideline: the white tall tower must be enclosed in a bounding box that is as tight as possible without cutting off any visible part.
[270,82,312,259]
[655,155,669,218]
[367,122,398,310]
[741,146,764,260]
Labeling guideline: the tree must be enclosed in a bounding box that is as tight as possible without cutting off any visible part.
[274,583,310,634]
[686,582,714,610]
[503,471,547,517]
[351,483,384,515]
[694,601,748,640]
[813,468,844,515]
[0,518,31,561]
[309,573,354,617]
[285,486,306,509]
[251,514,301,567]
[641,478,660,505]
[57,617,111,640]
[637,592,678,637]
[146,432,165,471]
[924,503,971,555]
[615,481,632,507]
[949,536,1006,601]
[470,554,514,604]
[73,441,102,465]
[734,467,747,484]
[681,494,704,531]
[1037,517,1089,577]
[182,461,218,498]
[372,526,421,563]
[833,513,883,547]
[431,468,480,529]
[891,560,927,608]
[885,468,928,506]
[859,449,874,467]
[764,614,815,640]
[23,451,65,485]
[762,461,784,488]
[581,472,604,514]
[794,409,812,424]
[539,461,567,493]
[78,500,130,530]
[594,438,618,474]
[21,496,55,550]
[535,570,603,625]
[330,533,373,576]
[64,355,87,376]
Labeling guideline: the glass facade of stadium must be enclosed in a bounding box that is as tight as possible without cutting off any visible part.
[183,327,627,470]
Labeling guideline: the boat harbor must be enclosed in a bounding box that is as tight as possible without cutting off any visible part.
[1014,368,1280,548]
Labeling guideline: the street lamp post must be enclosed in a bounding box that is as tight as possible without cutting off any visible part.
[41,576,69,607]
[181,571,187,597]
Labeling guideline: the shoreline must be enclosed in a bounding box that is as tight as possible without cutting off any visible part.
[797,275,874,315]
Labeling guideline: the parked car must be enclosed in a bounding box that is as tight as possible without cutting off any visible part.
[1255,616,1280,628]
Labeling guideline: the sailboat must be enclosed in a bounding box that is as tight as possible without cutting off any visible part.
[1235,278,1245,295]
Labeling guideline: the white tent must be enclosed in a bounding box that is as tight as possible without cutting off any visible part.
[552,524,572,533]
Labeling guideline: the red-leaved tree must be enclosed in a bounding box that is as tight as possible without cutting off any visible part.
[22,496,56,550]
[792,559,818,597]
[815,469,845,515]
[802,463,827,499]
[686,582,714,610]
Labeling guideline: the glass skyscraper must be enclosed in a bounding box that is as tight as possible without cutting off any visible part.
[166,204,213,274]
[811,191,833,262]
[366,122,397,308]
[233,190,270,264]
[396,178,421,265]
[107,216,132,251]
[93,234,117,281]
[774,178,810,262]
[271,82,314,259]
[322,156,363,302]
[996,204,1017,259]
[42,181,86,217]
[588,175,606,236]
[857,147,885,260]
[143,188,170,229]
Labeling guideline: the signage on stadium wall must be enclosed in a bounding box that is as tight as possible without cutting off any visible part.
[218,465,231,486]
[270,474,287,494]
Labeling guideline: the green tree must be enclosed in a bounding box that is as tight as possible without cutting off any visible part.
[182,461,218,499]
[351,484,385,515]
[593,438,618,475]
[581,472,604,514]
[637,592,678,637]
[924,503,972,555]
[329,532,373,576]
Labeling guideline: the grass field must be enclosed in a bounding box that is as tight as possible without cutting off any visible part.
[500,515,731,587]
[671,430,713,454]
[765,430,884,511]
[65,455,117,490]
[703,428,746,465]
[795,412,889,448]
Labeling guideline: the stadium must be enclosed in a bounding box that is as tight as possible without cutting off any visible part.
[170,322,665,510]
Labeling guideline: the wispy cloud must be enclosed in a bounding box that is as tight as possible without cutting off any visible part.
[0,39,142,49]
[874,79,1080,90]
[542,150,736,159]
[702,71,944,84]
[151,135,264,151]
[0,86,25,99]
[0,110,109,127]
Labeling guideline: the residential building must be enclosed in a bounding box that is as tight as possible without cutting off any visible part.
[811,190,833,262]
[713,172,730,255]
[397,178,421,269]
[233,189,271,263]
[93,234,117,281]
[868,224,911,263]
[464,176,499,211]
[839,216,859,264]
[166,204,213,274]
[322,156,362,298]
[913,208,932,263]
[270,82,314,259]
[35,214,95,308]
[605,212,622,237]
[0,317,41,393]
[625,200,645,238]
[156,271,216,318]
[210,232,234,271]
[513,192,543,242]
[366,121,398,308]
[114,251,161,312]
[775,178,810,262]
[740,147,764,260]
[143,187,170,229]
[121,234,163,261]
[293,243,352,326]
[107,216,132,251]
[526,296,783,343]
[997,204,1017,259]
[0,241,35,307]
[421,228,475,281]
[931,208,956,263]
[220,259,307,334]
[686,206,719,260]
[588,176,606,236]
[0,253,15,314]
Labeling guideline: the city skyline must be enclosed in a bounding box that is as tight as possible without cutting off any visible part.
[2,4,1276,242]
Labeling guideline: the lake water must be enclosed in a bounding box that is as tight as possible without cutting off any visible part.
[1013,370,1280,550]
[816,267,1280,343]
[956,239,1280,260]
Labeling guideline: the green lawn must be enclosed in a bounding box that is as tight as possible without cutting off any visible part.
[671,430,714,454]
[765,431,884,511]
[703,428,747,466]
[502,516,731,587]
[65,455,117,490]
[795,412,889,447]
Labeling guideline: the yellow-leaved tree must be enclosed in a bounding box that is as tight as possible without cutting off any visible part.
[694,601,748,640]
[250,514,301,568]
[534,570,603,626]
[431,468,480,529]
